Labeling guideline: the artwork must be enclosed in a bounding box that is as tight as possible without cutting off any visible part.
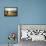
[4,7,18,16]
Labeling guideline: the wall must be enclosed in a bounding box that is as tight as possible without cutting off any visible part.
[0,0,46,44]
[20,0,46,24]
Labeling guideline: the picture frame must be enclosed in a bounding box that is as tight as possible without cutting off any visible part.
[4,7,18,16]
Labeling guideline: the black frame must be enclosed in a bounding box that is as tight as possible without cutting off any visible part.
[4,7,18,16]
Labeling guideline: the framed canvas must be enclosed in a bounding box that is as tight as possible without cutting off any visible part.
[4,7,18,16]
